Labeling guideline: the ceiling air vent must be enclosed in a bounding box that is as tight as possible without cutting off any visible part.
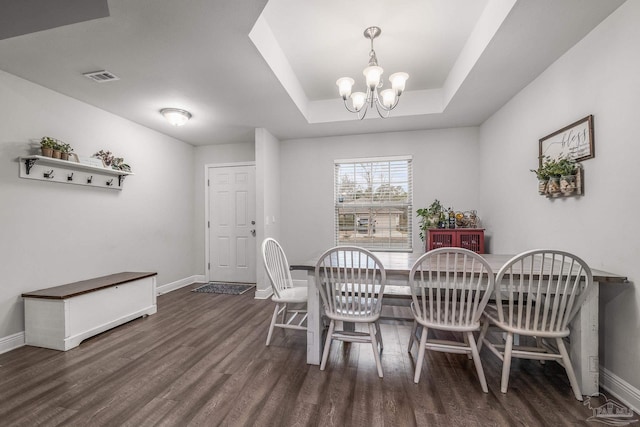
[83,70,120,83]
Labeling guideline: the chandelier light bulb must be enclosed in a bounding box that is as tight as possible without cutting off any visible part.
[390,72,409,95]
[336,77,355,100]
[380,89,396,108]
[350,92,366,111]
[363,66,383,90]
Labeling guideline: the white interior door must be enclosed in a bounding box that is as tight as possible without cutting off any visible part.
[208,165,256,283]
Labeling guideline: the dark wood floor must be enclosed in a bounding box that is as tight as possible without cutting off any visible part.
[0,284,631,426]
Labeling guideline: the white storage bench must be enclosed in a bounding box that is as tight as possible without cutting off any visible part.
[22,272,157,351]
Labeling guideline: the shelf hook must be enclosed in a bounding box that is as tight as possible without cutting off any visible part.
[106,178,114,186]
[43,170,54,179]
[67,173,74,182]
[87,175,93,184]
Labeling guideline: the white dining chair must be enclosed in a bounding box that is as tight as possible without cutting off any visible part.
[315,246,387,378]
[408,247,495,391]
[261,238,308,346]
[478,249,593,401]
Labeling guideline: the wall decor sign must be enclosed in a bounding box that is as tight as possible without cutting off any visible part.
[539,115,594,165]
[78,156,106,168]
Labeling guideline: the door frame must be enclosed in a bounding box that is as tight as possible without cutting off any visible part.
[204,161,256,283]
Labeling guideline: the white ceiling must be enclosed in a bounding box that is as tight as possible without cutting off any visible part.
[0,0,625,146]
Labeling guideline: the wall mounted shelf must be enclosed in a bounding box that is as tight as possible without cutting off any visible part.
[18,155,133,190]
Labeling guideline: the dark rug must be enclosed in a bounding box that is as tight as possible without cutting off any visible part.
[192,282,255,295]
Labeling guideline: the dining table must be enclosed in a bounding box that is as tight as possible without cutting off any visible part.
[292,251,627,396]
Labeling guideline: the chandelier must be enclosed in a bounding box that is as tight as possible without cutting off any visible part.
[336,26,409,119]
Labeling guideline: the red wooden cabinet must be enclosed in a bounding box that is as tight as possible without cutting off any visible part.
[426,229,485,254]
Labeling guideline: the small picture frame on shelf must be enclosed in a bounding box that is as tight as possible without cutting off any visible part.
[539,115,594,165]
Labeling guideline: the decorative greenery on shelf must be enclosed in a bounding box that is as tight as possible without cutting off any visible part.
[93,150,132,172]
[531,155,578,180]
[40,136,59,149]
[58,143,73,154]
[417,199,446,241]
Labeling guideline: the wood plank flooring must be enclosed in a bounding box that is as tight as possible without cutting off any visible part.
[0,283,633,426]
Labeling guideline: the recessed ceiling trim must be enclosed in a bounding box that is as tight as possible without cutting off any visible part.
[251,1,512,124]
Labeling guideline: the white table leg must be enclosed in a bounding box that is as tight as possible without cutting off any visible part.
[570,281,599,396]
[306,272,322,365]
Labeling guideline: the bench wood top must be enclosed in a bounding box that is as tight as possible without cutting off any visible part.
[21,272,157,300]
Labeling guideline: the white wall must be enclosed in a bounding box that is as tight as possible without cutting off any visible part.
[478,0,640,402]
[0,70,196,340]
[193,142,255,276]
[279,127,480,265]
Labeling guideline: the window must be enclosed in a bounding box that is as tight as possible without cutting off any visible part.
[335,156,412,251]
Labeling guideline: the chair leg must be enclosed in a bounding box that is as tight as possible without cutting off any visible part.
[280,303,288,324]
[413,326,428,384]
[463,333,472,360]
[266,304,280,346]
[467,332,488,393]
[556,337,583,401]
[407,320,417,353]
[369,323,384,378]
[500,332,514,393]
[320,320,335,371]
[477,319,489,352]
[375,321,384,351]
[535,337,546,365]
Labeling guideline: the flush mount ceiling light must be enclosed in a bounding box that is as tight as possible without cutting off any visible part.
[336,26,409,120]
[160,108,192,126]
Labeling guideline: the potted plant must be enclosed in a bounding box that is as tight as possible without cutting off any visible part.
[39,137,57,157]
[417,199,445,241]
[93,150,132,172]
[51,141,62,159]
[555,156,578,195]
[541,157,562,195]
[530,160,550,195]
[111,157,131,172]
[58,143,73,161]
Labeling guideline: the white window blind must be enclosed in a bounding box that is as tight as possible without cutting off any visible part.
[335,156,412,251]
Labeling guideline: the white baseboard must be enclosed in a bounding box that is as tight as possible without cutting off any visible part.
[157,275,205,295]
[600,366,640,414]
[0,331,25,355]
[254,287,272,299]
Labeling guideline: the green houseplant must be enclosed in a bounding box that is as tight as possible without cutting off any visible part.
[417,199,445,241]
[39,136,57,157]
[58,143,73,160]
[554,156,579,195]
[530,159,550,195]
[532,155,579,196]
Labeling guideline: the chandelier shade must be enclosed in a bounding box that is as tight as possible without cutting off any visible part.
[336,26,409,119]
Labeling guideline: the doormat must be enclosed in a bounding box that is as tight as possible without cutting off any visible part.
[192,283,255,295]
